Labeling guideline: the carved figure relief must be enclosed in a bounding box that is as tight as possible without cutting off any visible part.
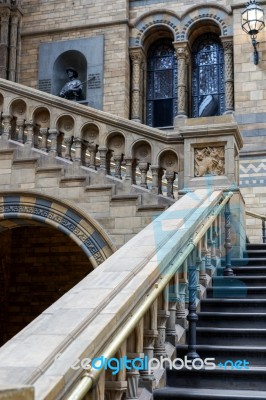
[194,146,225,177]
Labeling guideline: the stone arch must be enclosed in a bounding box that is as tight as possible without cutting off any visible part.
[180,4,233,41]
[157,148,179,171]
[131,139,152,163]
[9,98,27,119]
[32,106,51,128]
[0,192,115,268]
[131,10,180,47]
[80,123,100,168]
[106,131,126,179]
[81,122,100,143]
[106,130,125,153]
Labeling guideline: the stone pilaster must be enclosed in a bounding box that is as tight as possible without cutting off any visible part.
[221,36,234,114]
[88,143,97,170]
[73,137,82,164]
[113,154,123,179]
[173,42,189,119]
[25,120,34,146]
[2,114,12,142]
[124,157,133,182]
[8,12,20,82]
[150,165,159,194]
[130,48,145,123]
[165,171,175,198]
[64,137,73,160]
[48,129,59,155]
[16,119,24,143]
[0,9,10,79]
[98,146,108,173]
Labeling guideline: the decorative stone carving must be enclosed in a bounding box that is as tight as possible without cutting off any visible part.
[173,42,189,117]
[221,37,234,113]
[130,48,145,122]
[194,146,225,177]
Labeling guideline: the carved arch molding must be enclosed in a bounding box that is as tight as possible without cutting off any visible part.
[0,192,115,267]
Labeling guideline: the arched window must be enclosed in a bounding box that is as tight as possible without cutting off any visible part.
[191,33,225,118]
[146,39,177,128]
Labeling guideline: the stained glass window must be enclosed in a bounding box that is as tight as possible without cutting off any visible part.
[146,39,177,128]
[191,33,225,118]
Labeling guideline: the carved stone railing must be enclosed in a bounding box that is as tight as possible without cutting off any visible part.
[0,79,243,199]
[0,78,184,199]
[0,187,246,399]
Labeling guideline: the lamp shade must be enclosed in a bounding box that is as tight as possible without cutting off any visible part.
[241,0,265,37]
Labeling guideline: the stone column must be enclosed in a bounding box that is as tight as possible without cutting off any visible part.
[25,120,34,147]
[150,165,159,194]
[165,171,175,198]
[0,10,10,79]
[221,37,234,114]
[88,143,97,169]
[39,128,49,152]
[113,154,123,179]
[2,114,12,142]
[8,12,20,82]
[48,129,59,155]
[124,157,133,182]
[64,137,73,160]
[98,146,108,173]
[17,119,25,143]
[173,42,189,119]
[73,137,82,164]
[138,162,149,188]
[130,48,145,123]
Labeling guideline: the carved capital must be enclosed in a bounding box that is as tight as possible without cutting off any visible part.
[129,47,145,64]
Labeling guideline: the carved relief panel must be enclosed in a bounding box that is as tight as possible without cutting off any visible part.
[194,146,225,177]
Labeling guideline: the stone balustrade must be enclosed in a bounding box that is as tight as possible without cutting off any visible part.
[0,79,184,199]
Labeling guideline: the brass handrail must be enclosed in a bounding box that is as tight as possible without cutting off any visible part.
[66,190,233,400]
[246,210,266,221]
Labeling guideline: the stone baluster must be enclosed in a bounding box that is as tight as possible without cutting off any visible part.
[150,165,159,194]
[8,12,20,82]
[165,171,175,198]
[88,143,97,170]
[25,120,34,147]
[64,136,73,160]
[154,289,170,358]
[186,257,199,360]
[73,137,82,164]
[124,157,133,183]
[2,114,12,142]
[130,48,145,123]
[204,231,212,275]
[98,146,108,173]
[221,37,234,114]
[199,238,207,286]
[125,321,144,399]
[39,128,49,152]
[166,276,178,345]
[140,300,158,383]
[48,129,59,155]
[138,162,149,188]
[113,154,123,179]
[16,119,24,143]
[224,201,234,276]
[105,341,127,400]
[173,42,189,119]
[0,10,10,79]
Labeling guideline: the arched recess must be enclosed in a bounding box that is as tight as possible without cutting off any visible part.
[0,192,115,268]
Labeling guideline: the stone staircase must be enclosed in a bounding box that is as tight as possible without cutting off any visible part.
[153,243,266,399]
[0,144,173,249]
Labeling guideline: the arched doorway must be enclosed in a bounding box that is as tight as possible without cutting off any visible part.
[0,192,115,345]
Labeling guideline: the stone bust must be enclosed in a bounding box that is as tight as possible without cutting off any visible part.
[59,67,83,101]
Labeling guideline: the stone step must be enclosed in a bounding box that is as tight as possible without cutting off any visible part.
[153,387,266,399]
[197,312,266,328]
[195,327,266,345]
[212,276,266,287]
[244,250,266,258]
[200,298,266,312]
[246,243,266,251]
[176,344,266,366]
[165,368,266,391]
[206,286,266,299]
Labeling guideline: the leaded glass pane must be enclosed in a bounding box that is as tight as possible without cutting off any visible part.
[146,39,177,127]
[191,33,225,118]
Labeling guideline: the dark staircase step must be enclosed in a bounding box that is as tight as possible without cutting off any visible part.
[212,276,266,287]
[197,312,266,328]
[196,327,266,345]
[153,387,266,399]
[244,250,266,258]
[176,344,266,366]
[246,243,266,251]
[217,266,266,276]
[230,258,266,266]
[165,368,266,391]
[206,286,266,298]
[201,298,266,312]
